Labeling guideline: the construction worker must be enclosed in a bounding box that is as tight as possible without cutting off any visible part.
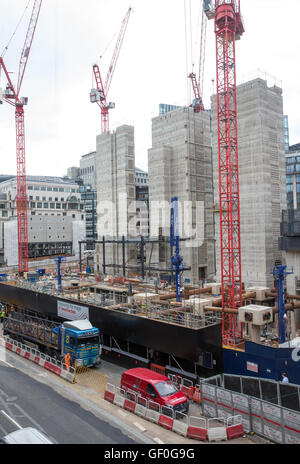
[0,307,5,323]
[65,352,71,371]
[282,372,289,383]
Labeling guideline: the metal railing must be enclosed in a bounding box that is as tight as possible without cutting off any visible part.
[13,280,222,329]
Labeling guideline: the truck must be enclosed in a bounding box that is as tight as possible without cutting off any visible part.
[3,310,101,368]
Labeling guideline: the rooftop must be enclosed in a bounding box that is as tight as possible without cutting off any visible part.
[0,175,78,186]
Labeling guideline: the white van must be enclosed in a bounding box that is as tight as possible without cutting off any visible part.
[0,427,53,444]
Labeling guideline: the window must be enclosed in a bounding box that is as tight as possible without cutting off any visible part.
[28,186,33,190]
[31,202,36,208]
[34,186,39,190]
[55,197,58,202]
[155,381,178,397]
[146,384,157,397]
[43,203,48,208]
[50,203,55,209]
[56,203,61,209]
[53,188,58,192]
[2,211,8,217]
[41,187,46,191]
[59,188,64,192]
[49,197,52,201]
[37,202,42,208]
[47,187,52,191]
[42,197,46,201]
[36,196,40,201]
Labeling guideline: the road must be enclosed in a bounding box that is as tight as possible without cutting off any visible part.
[0,347,146,444]
[0,330,264,445]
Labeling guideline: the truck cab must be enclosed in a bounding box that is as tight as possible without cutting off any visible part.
[54,320,101,367]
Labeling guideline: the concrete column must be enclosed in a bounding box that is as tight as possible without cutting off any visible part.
[250,324,261,343]
[293,173,297,209]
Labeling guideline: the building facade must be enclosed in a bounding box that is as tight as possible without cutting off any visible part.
[286,145,300,210]
[212,78,287,288]
[0,176,85,265]
[148,106,215,283]
[95,125,138,275]
[79,151,97,190]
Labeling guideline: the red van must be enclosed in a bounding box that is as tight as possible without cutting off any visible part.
[120,368,189,413]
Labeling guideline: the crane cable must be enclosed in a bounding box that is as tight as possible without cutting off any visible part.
[1,0,32,58]
[184,0,190,106]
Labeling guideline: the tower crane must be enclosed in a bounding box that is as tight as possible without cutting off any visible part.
[0,0,43,274]
[204,0,244,345]
[188,0,207,112]
[90,7,132,134]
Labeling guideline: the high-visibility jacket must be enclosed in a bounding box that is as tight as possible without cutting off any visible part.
[1,310,5,318]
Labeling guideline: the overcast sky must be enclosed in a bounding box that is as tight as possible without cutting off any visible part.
[0,0,299,177]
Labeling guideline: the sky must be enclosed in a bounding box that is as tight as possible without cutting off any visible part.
[0,0,299,177]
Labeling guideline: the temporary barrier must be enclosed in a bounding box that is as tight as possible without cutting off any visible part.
[231,391,251,433]
[124,398,136,414]
[282,409,300,444]
[173,411,188,437]
[187,416,207,441]
[150,363,166,375]
[104,383,116,404]
[114,387,125,409]
[226,415,244,440]
[168,374,182,388]
[124,390,137,414]
[102,379,247,443]
[158,405,174,430]
[135,396,148,418]
[207,418,227,442]
[1,335,76,383]
[192,384,202,404]
[201,382,218,418]
[146,400,161,423]
[180,378,194,399]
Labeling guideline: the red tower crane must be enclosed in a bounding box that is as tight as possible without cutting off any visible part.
[0,0,42,274]
[90,7,132,134]
[189,0,207,112]
[204,0,244,345]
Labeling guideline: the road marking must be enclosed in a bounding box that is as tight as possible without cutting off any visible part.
[118,410,127,417]
[133,422,146,432]
[154,437,164,444]
[0,410,22,429]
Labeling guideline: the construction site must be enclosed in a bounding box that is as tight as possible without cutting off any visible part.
[0,0,299,446]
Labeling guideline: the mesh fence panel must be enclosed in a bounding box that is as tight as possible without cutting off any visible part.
[241,377,260,398]
[260,380,278,404]
[279,384,300,412]
[224,374,242,393]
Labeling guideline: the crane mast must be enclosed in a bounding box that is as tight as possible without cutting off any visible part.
[0,0,42,274]
[90,7,132,134]
[204,0,244,345]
